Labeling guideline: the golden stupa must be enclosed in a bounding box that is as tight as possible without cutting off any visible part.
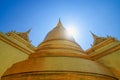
[1,20,117,80]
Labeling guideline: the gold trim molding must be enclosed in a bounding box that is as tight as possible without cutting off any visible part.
[0,33,34,55]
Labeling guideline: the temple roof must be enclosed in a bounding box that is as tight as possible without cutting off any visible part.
[91,32,107,46]
[91,32,117,47]
[6,29,31,42]
[16,29,31,42]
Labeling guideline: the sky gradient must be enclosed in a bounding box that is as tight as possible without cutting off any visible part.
[0,0,120,50]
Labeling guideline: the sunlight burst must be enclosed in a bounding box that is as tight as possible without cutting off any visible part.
[66,27,78,37]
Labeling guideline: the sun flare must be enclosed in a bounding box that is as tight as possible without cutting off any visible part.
[66,27,78,37]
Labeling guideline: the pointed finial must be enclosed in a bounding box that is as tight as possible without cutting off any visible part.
[90,31,96,37]
[25,28,32,34]
[56,18,63,27]
[59,18,60,22]
[90,31,107,46]
[90,31,98,40]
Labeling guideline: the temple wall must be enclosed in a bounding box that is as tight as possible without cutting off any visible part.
[0,32,35,79]
[85,39,120,79]
[0,40,28,78]
[97,50,120,79]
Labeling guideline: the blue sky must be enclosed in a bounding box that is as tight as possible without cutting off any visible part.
[0,0,120,50]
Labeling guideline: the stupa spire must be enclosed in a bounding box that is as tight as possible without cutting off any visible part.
[56,18,63,27]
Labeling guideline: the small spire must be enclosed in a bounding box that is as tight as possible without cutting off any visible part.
[90,31,98,40]
[90,31,107,46]
[56,18,63,27]
[25,28,32,34]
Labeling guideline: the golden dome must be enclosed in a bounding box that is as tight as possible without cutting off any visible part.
[1,20,117,80]
[30,19,87,59]
[44,19,75,42]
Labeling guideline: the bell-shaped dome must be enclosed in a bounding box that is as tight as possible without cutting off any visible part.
[44,19,75,42]
[1,20,117,80]
[30,19,86,58]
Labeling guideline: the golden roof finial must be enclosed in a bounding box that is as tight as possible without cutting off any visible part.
[90,31,107,46]
[90,31,98,40]
[25,28,32,34]
[56,18,63,27]
[16,29,31,42]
